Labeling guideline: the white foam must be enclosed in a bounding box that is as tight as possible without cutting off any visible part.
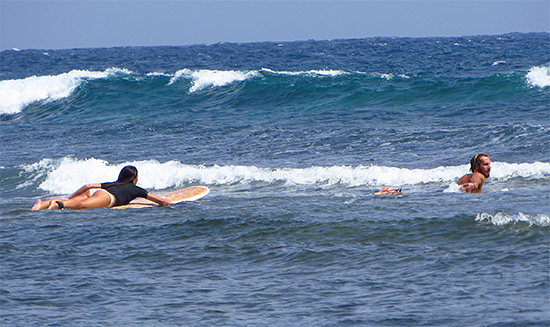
[0,68,133,114]
[374,72,410,80]
[146,71,171,77]
[443,183,463,193]
[489,161,550,179]
[169,69,260,93]
[526,65,550,88]
[24,157,550,195]
[261,68,412,80]
[261,68,347,77]
[476,212,550,227]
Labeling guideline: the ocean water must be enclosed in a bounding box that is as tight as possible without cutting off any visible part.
[1,33,549,326]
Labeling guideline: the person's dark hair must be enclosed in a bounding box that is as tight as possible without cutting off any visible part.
[470,154,488,173]
[104,165,138,189]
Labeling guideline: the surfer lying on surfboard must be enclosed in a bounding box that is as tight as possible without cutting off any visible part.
[31,165,172,210]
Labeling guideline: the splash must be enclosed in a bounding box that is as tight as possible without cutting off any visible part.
[476,212,550,227]
[492,60,506,66]
[526,65,550,88]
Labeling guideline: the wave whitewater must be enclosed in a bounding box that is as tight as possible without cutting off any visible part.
[0,68,132,114]
[476,212,550,227]
[526,66,550,88]
[17,157,550,195]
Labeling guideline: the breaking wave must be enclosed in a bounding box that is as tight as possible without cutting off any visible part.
[526,65,550,88]
[16,157,550,195]
[0,68,133,114]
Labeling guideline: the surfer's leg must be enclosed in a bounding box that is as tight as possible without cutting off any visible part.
[81,189,93,199]
[31,199,46,210]
[32,197,65,210]
[60,191,112,210]
[69,191,92,202]
[32,191,92,210]
[44,198,65,209]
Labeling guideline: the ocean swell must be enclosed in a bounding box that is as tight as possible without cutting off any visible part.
[2,66,546,116]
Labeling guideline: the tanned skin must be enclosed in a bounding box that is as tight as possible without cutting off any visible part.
[457,154,491,193]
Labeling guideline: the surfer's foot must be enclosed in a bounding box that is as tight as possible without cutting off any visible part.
[47,201,61,210]
[31,199,43,210]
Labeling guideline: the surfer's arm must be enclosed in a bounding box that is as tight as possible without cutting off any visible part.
[146,193,173,206]
[68,183,103,199]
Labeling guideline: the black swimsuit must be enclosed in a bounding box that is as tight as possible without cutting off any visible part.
[101,182,149,207]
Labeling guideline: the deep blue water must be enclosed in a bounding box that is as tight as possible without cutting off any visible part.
[1,33,549,326]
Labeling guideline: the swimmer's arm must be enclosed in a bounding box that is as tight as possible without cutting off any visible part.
[146,193,173,206]
[459,182,477,193]
[68,183,103,199]
[457,175,473,192]
[458,173,485,193]
[468,173,485,193]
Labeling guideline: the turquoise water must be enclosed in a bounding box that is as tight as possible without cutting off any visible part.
[1,33,549,326]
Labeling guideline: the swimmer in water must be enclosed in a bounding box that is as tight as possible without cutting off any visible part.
[375,186,403,195]
[456,154,491,193]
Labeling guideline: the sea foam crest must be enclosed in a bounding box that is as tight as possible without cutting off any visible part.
[489,161,550,180]
[169,69,260,92]
[260,68,347,77]
[0,68,132,114]
[526,65,550,88]
[24,157,550,195]
[476,212,550,227]
[260,68,410,80]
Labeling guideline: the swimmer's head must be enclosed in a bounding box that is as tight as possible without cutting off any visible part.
[470,154,491,178]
